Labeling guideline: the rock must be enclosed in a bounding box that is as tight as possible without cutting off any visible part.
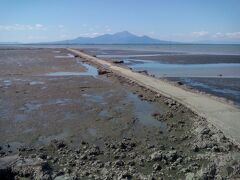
[150,151,162,161]
[200,163,217,179]
[192,145,199,152]
[200,127,211,135]
[98,69,110,75]
[39,153,47,160]
[137,70,148,75]
[0,168,15,179]
[114,160,125,167]
[113,60,124,64]
[80,154,87,160]
[118,171,132,179]
[164,150,178,162]
[153,163,162,171]
[51,140,66,150]
[165,111,174,118]
[176,81,184,86]
[88,146,101,156]
[151,112,161,117]
[127,161,136,166]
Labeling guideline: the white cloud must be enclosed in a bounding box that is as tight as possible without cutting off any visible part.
[225,32,240,39]
[57,25,64,29]
[0,24,46,31]
[212,32,240,39]
[35,24,43,28]
[191,31,209,37]
[78,32,103,37]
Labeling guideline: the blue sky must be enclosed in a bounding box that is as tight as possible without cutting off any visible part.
[0,0,240,43]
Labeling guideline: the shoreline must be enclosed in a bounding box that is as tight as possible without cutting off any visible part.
[68,48,240,147]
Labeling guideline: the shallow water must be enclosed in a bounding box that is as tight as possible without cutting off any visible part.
[126,93,166,130]
[55,53,75,58]
[168,77,240,105]
[29,81,45,85]
[46,61,98,77]
[127,60,240,78]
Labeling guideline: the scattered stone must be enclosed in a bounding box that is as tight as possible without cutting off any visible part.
[150,151,162,161]
[200,163,217,179]
[50,140,66,150]
[98,69,110,75]
[176,81,184,86]
[153,163,162,171]
[137,70,148,75]
[114,160,124,167]
[113,60,124,64]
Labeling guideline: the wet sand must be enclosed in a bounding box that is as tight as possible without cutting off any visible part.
[0,48,240,179]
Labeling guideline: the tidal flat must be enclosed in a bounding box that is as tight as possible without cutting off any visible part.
[0,47,240,179]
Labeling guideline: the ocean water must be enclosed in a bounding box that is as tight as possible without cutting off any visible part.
[123,59,240,105]
[2,44,240,55]
[126,60,240,78]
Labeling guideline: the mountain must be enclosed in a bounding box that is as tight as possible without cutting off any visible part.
[49,31,175,44]
[0,42,20,45]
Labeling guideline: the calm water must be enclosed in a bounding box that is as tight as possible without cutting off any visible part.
[46,60,98,77]
[122,59,240,105]
[2,44,240,55]
[126,60,240,78]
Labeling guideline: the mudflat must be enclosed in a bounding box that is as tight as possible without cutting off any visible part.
[0,47,240,179]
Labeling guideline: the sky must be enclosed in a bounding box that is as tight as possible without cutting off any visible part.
[0,0,240,43]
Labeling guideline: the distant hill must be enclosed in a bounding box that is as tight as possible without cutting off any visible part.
[48,31,176,44]
[0,42,20,45]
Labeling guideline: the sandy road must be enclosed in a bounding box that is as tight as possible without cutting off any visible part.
[68,48,240,146]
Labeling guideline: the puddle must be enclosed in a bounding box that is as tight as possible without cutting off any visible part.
[15,114,27,122]
[46,61,98,77]
[99,109,109,117]
[19,102,42,113]
[18,99,77,115]
[46,99,75,106]
[55,53,75,58]
[87,128,97,137]
[126,93,166,129]
[24,103,42,112]
[53,50,61,53]
[29,81,45,85]
[82,94,104,103]
[3,80,12,86]
[98,109,113,120]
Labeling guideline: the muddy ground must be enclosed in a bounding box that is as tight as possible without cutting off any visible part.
[0,48,240,179]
